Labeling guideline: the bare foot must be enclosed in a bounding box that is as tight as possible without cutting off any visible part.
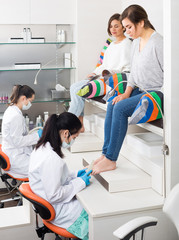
[93,155,105,165]
[92,157,116,175]
[80,125,85,133]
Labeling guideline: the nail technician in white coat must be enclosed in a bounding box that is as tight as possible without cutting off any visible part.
[2,85,42,178]
[29,112,91,240]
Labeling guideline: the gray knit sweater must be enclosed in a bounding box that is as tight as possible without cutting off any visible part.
[128,31,163,91]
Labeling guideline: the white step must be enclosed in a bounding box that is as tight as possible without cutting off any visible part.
[70,131,103,153]
[83,114,105,139]
[127,132,163,158]
[83,115,95,131]
[84,113,106,132]
[121,141,163,195]
[83,153,151,193]
[138,123,163,137]
[93,112,106,126]
[91,122,104,139]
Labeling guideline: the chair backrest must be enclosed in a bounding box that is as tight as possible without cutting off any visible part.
[19,182,55,221]
[0,144,11,171]
[163,183,179,236]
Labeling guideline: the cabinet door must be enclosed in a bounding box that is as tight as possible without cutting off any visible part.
[0,0,30,24]
[30,0,76,24]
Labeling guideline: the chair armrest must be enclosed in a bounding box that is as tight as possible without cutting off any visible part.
[113,216,158,240]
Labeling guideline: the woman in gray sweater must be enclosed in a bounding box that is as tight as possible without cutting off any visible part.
[92,4,163,174]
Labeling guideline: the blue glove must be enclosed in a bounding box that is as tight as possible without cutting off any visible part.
[77,168,87,177]
[80,170,92,186]
[38,128,43,138]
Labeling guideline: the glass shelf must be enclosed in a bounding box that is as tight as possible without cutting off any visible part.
[33,98,70,103]
[0,67,76,72]
[0,102,8,105]
[0,98,70,105]
[0,42,76,45]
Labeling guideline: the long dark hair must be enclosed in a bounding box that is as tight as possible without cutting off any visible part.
[121,4,155,30]
[107,13,123,35]
[10,85,35,105]
[35,112,82,158]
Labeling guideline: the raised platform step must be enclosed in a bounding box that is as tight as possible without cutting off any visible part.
[121,137,163,195]
[84,114,148,139]
[69,132,103,153]
[83,115,163,195]
[84,100,163,135]
[127,132,163,158]
[83,152,151,193]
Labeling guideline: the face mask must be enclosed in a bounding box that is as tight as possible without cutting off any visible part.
[22,101,32,110]
[62,137,75,149]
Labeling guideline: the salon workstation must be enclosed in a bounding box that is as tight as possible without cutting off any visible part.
[0,0,179,240]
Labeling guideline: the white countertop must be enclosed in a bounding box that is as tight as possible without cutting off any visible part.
[76,178,164,218]
[64,150,164,218]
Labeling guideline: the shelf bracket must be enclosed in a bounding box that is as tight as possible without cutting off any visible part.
[56,44,64,49]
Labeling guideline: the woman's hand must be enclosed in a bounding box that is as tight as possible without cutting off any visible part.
[112,86,133,105]
[87,73,96,80]
[112,93,128,105]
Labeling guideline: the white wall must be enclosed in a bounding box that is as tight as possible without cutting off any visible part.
[76,0,163,81]
[76,0,123,81]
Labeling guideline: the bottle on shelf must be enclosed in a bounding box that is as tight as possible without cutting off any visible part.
[21,28,27,43]
[36,115,43,127]
[0,94,2,103]
[4,93,8,103]
[61,30,66,42]
[2,94,6,103]
[64,53,72,68]
[57,30,62,42]
[44,112,49,125]
[26,28,32,42]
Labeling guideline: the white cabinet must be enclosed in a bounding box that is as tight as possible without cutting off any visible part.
[30,0,76,24]
[0,0,30,24]
[0,0,76,24]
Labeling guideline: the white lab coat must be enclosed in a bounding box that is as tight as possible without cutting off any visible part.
[29,142,85,229]
[2,105,39,178]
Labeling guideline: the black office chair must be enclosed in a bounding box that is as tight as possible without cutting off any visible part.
[19,182,78,240]
[0,144,28,208]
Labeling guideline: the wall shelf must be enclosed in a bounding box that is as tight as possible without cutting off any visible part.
[33,98,70,103]
[0,98,70,105]
[0,67,75,72]
[0,42,76,45]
